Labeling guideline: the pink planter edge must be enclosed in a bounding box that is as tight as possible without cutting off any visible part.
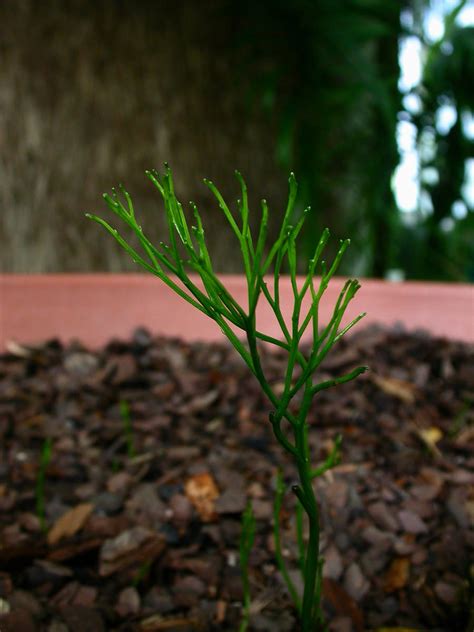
[1,274,473,351]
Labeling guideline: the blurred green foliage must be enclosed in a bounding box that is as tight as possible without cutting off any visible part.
[410,10,474,280]
[230,0,473,280]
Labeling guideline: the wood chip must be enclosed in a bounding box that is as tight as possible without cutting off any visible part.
[323,544,343,581]
[343,562,370,601]
[99,527,165,576]
[47,503,94,546]
[60,605,105,632]
[0,610,36,632]
[116,586,141,616]
[139,615,203,630]
[434,580,458,604]
[47,537,104,562]
[367,502,400,532]
[397,509,428,534]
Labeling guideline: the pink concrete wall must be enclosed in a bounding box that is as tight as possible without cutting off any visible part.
[1,274,473,350]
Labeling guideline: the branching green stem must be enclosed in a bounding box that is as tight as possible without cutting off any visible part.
[87,167,366,631]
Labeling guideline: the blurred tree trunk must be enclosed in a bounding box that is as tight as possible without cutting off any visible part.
[365,10,402,277]
[0,0,285,273]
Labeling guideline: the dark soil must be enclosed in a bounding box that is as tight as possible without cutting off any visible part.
[0,325,473,632]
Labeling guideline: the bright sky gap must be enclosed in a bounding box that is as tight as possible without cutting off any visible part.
[393,1,474,225]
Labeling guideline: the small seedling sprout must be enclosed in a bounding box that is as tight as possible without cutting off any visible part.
[87,166,367,630]
[36,437,52,532]
[274,468,301,611]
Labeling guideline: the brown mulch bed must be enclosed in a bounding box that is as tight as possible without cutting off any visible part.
[0,325,473,632]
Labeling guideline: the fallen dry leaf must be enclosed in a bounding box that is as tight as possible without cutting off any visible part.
[383,557,411,592]
[0,597,11,613]
[184,472,219,522]
[322,577,365,632]
[47,503,94,546]
[416,426,443,456]
[215,599,227,624]
[322,578,364,632]
[372,375,417,404]
[5,340,32,357]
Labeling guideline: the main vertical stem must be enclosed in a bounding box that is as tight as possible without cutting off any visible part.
[298,463,321,629]
[294,414,323,632]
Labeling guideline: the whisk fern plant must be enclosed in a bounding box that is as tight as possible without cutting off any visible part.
[87,166,367,631]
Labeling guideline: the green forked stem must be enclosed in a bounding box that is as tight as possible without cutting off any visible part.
[87,166,366,630]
